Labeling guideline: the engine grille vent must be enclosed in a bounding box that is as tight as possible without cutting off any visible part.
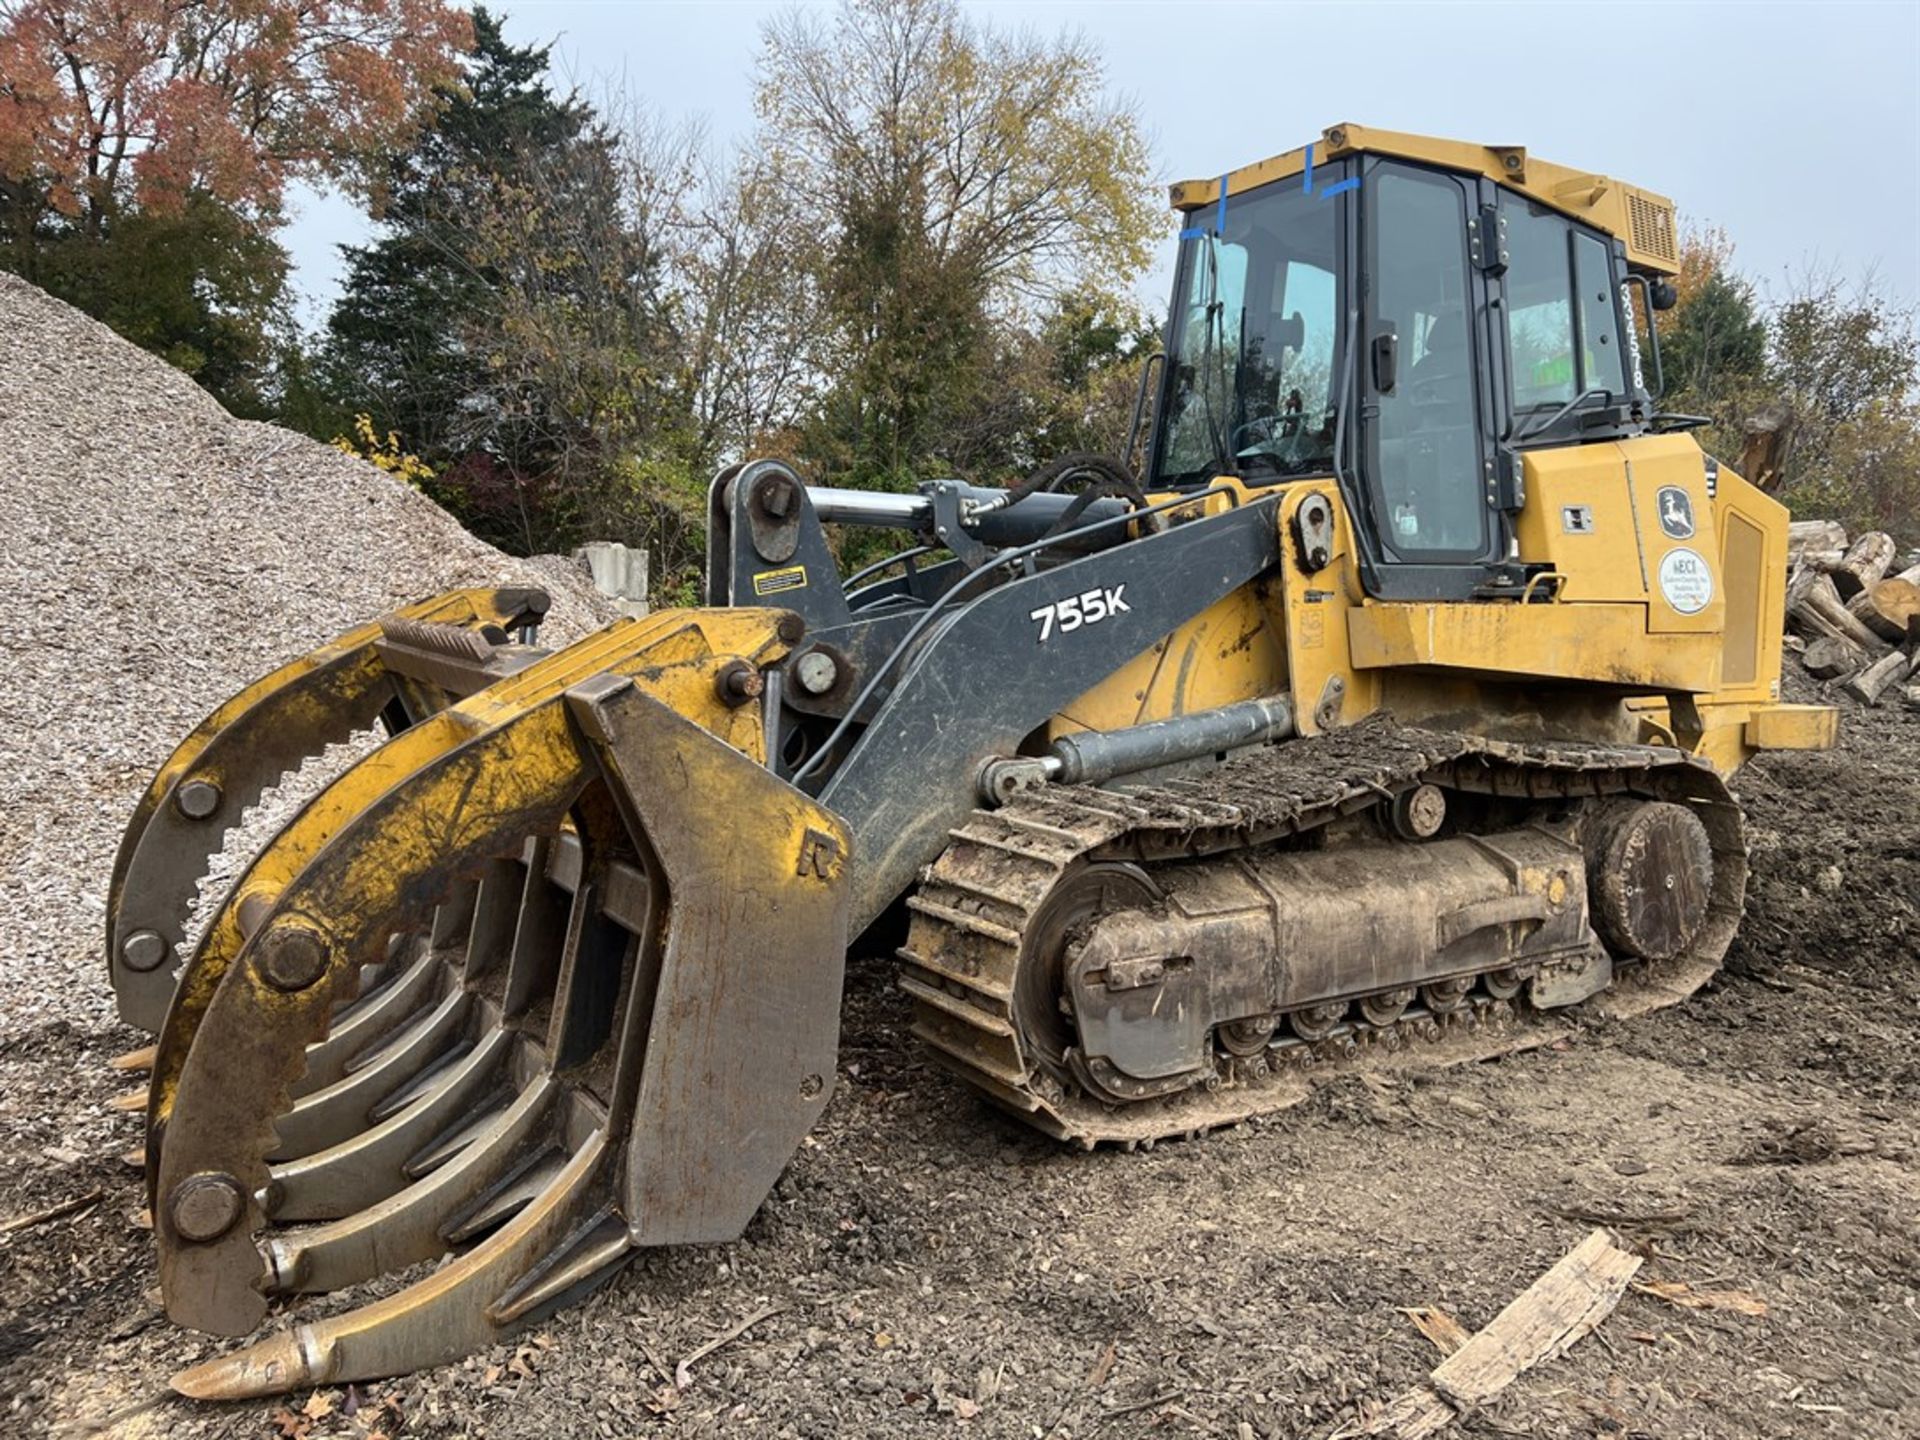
[1628,192,1678,264]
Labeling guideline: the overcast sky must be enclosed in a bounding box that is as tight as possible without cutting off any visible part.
[282,0,1920,328]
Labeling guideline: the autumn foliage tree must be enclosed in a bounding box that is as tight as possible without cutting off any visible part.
[0,0,470,408]
[754,0,1156,491]
[1657,227,1920,536]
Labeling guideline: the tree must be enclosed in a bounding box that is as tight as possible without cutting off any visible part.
[1765,267,1920,532]
[22,190,289,413]
[0,0,471,249]
[753,0,1156,490]
[0,0,469,413]
[1659,228,1766,411]
[324,10,694,559]
[326,10,600,475]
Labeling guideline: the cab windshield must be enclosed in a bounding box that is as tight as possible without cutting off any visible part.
[1153,176,1343,486]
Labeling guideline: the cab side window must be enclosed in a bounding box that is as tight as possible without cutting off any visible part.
[1501,200,1626,418]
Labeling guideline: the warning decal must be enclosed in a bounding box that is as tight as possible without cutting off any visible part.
[752,565,808,596]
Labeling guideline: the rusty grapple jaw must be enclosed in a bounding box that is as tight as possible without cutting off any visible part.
[106,587,555,1035]
[143,610,852,1400]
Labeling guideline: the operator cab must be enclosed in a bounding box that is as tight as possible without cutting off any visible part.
[1149,126,1679,601]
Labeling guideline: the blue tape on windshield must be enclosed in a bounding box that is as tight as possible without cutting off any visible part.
[1179,172,1232,241]
[1318,177,1358,200]
[1303,142,1314,195]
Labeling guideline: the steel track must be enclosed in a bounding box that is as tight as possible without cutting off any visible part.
[898,718,1747,1146]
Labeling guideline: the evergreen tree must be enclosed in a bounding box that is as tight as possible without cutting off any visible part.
[324,8,688,554]
[1662,267,1766,408]
[325,9,598,472]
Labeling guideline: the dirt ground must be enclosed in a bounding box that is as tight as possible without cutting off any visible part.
[3,677,1916,1440]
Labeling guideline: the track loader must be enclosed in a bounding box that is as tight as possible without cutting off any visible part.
[108,125,1837,1399]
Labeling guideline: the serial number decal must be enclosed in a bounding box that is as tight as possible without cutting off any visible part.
[752,565,808,596]
[1030,585,1130,642]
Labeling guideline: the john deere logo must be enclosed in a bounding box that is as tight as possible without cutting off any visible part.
[1657,486,1694,539]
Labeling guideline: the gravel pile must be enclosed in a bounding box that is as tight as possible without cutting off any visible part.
[0,274,618,1039]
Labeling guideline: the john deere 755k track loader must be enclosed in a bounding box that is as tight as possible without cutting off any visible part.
[108,126,1836,1398]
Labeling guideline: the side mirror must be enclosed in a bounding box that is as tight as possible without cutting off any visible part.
[1273,310,1306,359]
[1650,279,1679,311]
[1371,330,1399,394]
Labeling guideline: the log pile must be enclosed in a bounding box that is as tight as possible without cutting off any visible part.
[1784,520,1920,707]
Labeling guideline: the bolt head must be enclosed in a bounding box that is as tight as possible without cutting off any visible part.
[256,925,329,993]
[757,475,796,518]
[795,649,838,695]
[175,779,221,819]
[716,661,763,707]
[121,929,170,973]
[170,1172,244,1243]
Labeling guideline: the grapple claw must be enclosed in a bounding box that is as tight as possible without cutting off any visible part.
[145,609,852,1395]
[107,588,551,1033]
[173,1130,609,1402]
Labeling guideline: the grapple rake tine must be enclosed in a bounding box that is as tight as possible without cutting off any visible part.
[267,988,473,1162]
[292,940,446,1097]
[268,1027,515,1221]
[264,1075,564,1296]
[173,1129,611,1402]
[107,588,550,1034]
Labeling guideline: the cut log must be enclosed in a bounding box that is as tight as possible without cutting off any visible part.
[1902,683,1920,712]
[1891,560,1920,588]
[1338,1230,1641,1439]
[1830,531,1896,600]
[1795,547,1847,573]
[1741,407,1794,494]
[1788,518,1848,557]
[1790,573,1892,655]
[1841,648,1919,706]
[1801,634,1866,680]
[1847,578,1920,642]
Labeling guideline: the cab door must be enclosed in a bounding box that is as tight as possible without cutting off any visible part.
[1357,160,1507,600]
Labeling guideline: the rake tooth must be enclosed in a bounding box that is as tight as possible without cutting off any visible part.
[367,1041,472,1124]
[444,1148,571,1245]
[489,1206,632,1326]
[110,1045,157,1073]
[429,878,480,950]
[268,1030,514,1222]
[402,1089,516,1180]
[263,1076,561,1296]
[463,857,528,983]
[267,990,473,1163]
[292,942,443,1097]
[107,1087,149,1113]
[173,1129,608,1401]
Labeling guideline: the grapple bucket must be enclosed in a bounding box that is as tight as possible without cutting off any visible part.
[138,609,852,1399]
[107,587,554,1034]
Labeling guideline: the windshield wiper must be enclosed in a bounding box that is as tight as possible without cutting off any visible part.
[1515,387,1609,442]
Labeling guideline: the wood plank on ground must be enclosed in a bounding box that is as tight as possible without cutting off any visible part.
[1333,1228,1641,1439]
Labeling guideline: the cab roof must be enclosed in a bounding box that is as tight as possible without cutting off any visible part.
[1170,123,1680,276]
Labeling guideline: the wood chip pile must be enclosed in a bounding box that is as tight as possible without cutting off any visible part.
[1,274,618,1038]
[1784,519,1920,709]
